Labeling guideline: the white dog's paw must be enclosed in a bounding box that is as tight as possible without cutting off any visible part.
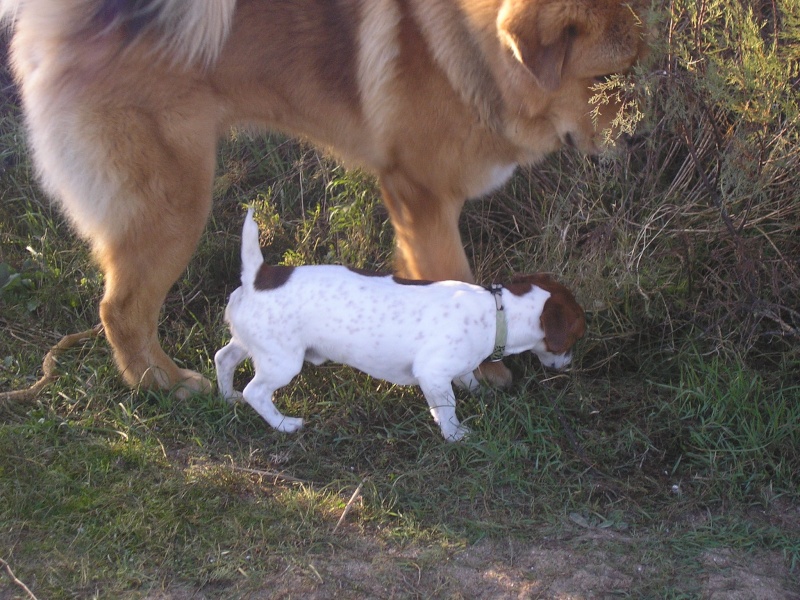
[443,424,471,442]
[222,390,244,404]
[276,416,304,433]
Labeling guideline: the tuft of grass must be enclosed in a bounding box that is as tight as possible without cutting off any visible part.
[656,355,800,503]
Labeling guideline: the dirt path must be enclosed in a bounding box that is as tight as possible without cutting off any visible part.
[111,535,799,599]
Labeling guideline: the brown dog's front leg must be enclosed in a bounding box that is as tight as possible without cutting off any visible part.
[474,361,513,388]
[380,170,513,388]
[380,171,471,282]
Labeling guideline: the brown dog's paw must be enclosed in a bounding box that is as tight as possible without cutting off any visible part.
[171,369,213,400]
[474,361,513,388]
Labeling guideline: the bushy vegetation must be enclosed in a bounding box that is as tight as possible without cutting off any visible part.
[1,0,798,597]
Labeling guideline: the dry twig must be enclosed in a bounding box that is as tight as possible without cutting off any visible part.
[0,558,39,600]
[0,324,102,405]
[333,480,365,534]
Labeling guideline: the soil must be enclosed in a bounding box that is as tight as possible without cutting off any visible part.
[258,539,798,600]
[129,534,799,599]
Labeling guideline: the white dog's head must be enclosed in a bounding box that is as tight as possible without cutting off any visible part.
[509,274,586,370]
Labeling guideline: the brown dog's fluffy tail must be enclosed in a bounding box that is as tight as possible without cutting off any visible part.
[1,0,236,68]
[99,0,237,67]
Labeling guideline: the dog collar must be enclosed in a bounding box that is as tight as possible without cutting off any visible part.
[488,284,507,361]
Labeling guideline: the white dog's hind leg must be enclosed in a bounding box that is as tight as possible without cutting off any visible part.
[242,356,305,433]
[214,339,248,402]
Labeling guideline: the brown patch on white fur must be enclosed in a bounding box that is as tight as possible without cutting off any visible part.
[254,264,295,291]
[392,275,435,286]
[508,274,586,354]
[345,267,435,286]
[346,266,387,278]
[2,0,644,393]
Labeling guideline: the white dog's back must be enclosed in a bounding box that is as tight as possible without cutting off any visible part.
[229,260,491,386]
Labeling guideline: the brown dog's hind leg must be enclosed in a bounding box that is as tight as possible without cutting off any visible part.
[97,209,213,398]
[79,104,218,398]
[380,170,513,388]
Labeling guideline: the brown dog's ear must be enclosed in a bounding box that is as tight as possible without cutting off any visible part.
[499,1,580,91]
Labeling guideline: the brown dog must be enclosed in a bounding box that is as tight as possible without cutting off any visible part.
[2,0,646,397]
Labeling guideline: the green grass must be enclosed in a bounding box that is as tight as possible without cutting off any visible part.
[2,0,800,596]
[2,334,797,596]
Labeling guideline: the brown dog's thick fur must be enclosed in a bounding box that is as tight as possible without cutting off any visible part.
[2,0,647,396]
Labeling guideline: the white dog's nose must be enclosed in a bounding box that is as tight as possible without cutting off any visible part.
[541,351,572,370]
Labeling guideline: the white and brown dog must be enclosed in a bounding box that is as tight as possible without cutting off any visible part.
[215,211,586,441]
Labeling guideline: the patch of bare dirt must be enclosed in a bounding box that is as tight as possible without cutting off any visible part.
[701,549,798,600]
[3,535,798,599]
[151,536,797,599]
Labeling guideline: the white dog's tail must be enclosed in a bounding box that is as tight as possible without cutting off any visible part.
[240,209,265,289]
[0,0,236,68]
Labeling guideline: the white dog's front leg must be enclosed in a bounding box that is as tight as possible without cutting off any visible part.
[452,370,480,392]
[418,378,469,442]
[214,338,248,402]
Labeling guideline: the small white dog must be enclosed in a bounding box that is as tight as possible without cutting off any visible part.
[215,210,586,441]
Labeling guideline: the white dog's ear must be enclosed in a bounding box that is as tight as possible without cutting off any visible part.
[540,297,571,354]
[498,1,579,91]
[540,293,586,354]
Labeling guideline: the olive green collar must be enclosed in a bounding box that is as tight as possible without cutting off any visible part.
[487,284,507,362]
